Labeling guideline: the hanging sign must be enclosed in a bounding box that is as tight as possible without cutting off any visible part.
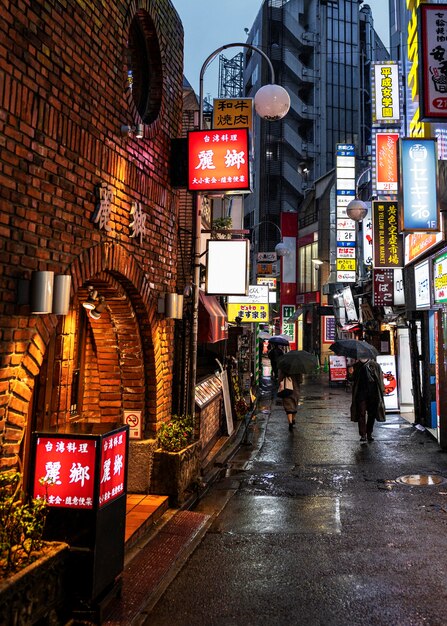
[188,128,250,192]
[400,139,439,232]
[335,144,356,283]
[420,4,447,121]
[372,201,403,268]
[373,269,394,307]
[372,62,401,125]
[375,131,399,193]
[212,98,253,131]
[433,250,447,304]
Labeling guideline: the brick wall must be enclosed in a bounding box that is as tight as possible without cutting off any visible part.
[0,0,184,471]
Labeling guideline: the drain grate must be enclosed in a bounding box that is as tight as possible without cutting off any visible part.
[395,474,447,486]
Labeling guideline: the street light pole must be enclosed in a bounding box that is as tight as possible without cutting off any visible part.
[188,43,290,418]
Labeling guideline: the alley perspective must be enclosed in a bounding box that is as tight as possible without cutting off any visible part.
[143,375,447,626]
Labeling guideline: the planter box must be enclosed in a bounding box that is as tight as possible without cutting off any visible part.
[0,541,69,626]
[150,441,201,506]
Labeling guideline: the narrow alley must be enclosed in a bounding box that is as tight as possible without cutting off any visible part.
[144,375,447,626]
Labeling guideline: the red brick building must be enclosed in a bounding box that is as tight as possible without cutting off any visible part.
[0,0,184,490]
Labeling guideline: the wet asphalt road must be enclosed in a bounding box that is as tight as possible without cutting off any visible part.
[145,375,447,626]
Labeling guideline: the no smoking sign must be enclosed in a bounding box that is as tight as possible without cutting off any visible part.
[124,410,142,440]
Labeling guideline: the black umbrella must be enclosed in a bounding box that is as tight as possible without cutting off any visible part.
[329,339,378,360]
[268,335,291,346]
[277,350,319,375]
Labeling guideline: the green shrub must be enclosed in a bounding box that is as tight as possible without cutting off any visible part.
[158,415,194,452]
[0,471,49,575]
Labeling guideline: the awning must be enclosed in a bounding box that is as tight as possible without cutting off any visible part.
[198,291,228,343]
[340,323,361,332]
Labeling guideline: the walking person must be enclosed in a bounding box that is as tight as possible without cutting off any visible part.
[350,357,385,442]
[268,344,283,382]
[277,368,303,432]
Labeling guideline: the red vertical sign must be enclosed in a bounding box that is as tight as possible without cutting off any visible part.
[99,429,128,508]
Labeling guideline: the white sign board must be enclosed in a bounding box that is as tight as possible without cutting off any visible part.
[124,410,142,439]
[414,259,430,309]
[377,355,399,412]
[228,285,269,305]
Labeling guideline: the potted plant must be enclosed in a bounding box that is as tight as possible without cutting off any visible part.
[0,471,69,625]
[212,216,232,239]
[150,415,201,505]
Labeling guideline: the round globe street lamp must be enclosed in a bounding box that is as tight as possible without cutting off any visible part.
[189,44,291,417]
[346,199,368,222]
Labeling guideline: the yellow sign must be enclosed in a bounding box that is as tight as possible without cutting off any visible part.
[212,98,253,131]
[336,258,356,271]
[227,302,269,323]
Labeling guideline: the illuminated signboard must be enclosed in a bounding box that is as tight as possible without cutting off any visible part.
[372,62,401,125]
[227,285,269,323]
[33,436,97,509]
[99,429,127,508]
[372,201,403,269]
[375,131,399,194]
[212,98,253,131]
[420,4,447,121]
[433,250,447,304]
[188,128,250,192]
[414,259,431,309]
[32,427,128,510]
[335,144,356,283]
[400,139,439,232]
[373,269,394,307]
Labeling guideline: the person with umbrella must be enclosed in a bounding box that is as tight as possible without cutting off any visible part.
[277,351,318,432]
[267,342,284,381]
[330,339,385,441]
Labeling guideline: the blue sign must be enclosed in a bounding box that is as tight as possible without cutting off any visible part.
[400,139,439,232]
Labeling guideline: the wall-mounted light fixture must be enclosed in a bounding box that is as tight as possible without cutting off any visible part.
[82,286,106,319]
[88,295,106,320]
[157,293,184,319]
[120,124,144,139]
[28,272,72,315]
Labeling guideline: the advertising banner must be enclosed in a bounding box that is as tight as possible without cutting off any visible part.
[400,139,439,232]
[329,355,347,382]
[188,128,250,192]
[372,62,401,125]
[375,131,399,193]
[212,98,253,130]
[336,144,356,283]
[372,201,404,268]
[433,250,447,304]
[377,355,399,412]
[227,285,269,323]
[420,4,447,121]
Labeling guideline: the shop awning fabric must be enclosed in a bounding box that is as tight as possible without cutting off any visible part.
[198,291,228,343]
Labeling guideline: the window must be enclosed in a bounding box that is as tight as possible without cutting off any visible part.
[298,242,318,292]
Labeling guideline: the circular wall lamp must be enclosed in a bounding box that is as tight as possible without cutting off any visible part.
[89,296,106,320]
[275,241,290,257]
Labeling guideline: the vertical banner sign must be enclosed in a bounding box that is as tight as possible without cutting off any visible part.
[400,138,439,232]
[377,355,399,412]
[420,4,447,121]
[362,202,373,269]
[372,201,404,268]
[335,144,356,283]
[373,269,394,307]
[414,259,431,309]
[372,62,401,125]
[433,250,447,305]
[281,305,296,344]
[188,128,251,192]
[374,131,399,194]
[99,429,127,508]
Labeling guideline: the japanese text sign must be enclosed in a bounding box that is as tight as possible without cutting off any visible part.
[400,139,439,232]
[227,285,269,323]
[420,4,447,120]
[281,305,296,344]
[375,132,399,194]
[414,259,431,309]
[33,436,97,509]
[373,269,394,306]
[329,355,347,382]
[335,144,356,283]
[372,201,404,268]
[433,250,447,304]
[188,128,250,192]
[99,429,128,508]
[372,62,401,124]
[212,98,253,131]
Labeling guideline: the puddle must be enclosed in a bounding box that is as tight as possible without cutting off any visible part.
[379,423,412,429]
[395,474,447,486]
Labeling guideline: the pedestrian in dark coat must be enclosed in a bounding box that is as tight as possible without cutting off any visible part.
[350,358,385,442]
[278,368,303,432]
[268,345,283,381]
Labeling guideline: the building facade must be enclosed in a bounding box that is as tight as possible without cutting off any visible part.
[0,0,184,491]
